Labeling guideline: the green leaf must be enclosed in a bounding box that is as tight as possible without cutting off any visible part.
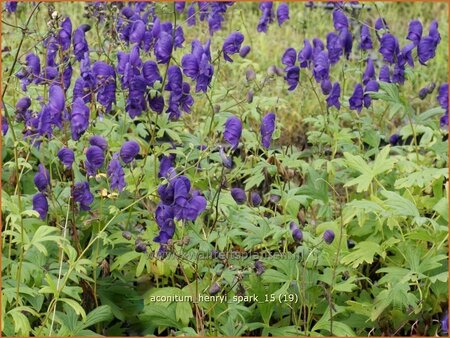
[60,298,87,320]
[372,146,395,176]
[175,301,193,327]
[82,305,113,329]
[110,251,141,271]
[429,272,448,283]
[380,191,419,217]
[343,152,371,174]
[140,305,183,330]
[344,174,373,193]
[433,197,448,221]
[341,242,382,268]
[25,225,62,255]
[262,269,289,283]
[7,308,31,336]
[333,276,357,293]
[395,168,447,189]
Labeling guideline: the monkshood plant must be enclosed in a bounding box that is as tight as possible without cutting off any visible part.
[1,1,448,337]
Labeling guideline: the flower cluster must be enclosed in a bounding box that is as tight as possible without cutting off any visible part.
[155,174,207,256]
[278,9,442,124]
[178,2,234,36]
[5,1,18,13]
[116,4,184,60]
[230,187,263,208]
[117,46,161,118]
[257,2,290,33]
[222,32,245,63]
[182,39,214,93]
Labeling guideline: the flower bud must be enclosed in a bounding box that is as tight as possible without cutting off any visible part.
[254,260,265,276]
[246,69,256,81]
[211,249,219,258]
[347,239,356,249]
[274,66,284,77]
[389,134,401,146]
[246,90,254,103]
[250,191,262,207]
[269,194,281,203]
[209,283,221,295]
[231,188,246,204]
[267,65,277,75]
[323,230,335,244]
[135,239,147,253]
[122,231,132,240]
[219,147,233,169]
[240,45,251,58]
[290,222,303,242]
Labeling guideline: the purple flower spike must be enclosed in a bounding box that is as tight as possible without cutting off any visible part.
[437,83,448,126]
[58,17,72,51]
[363,58,375,84]
[181,39,214,93]
[187,5,196,26]
[326,32,343,65]
[92,61,116,112]
[155,31,173,64]
[15,97,32,114]
[2,116,8,136]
